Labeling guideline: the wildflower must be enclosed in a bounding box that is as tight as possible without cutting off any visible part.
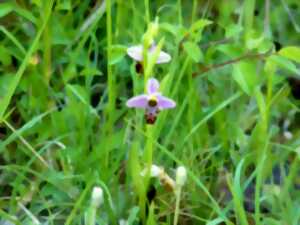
[126,78,176,124]
[91,186,103,208]
[140,164,164,177]
[119,219,128,225]
[127,42,171,64]
[140,164,175,192]
[175,166,187,187]
[174,166,187,225]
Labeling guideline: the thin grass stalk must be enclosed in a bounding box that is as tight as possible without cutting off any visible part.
[177,0,182,25]
[104,0,116,168]
[173,187,182,225]
[144,0,150,24]
[42,0,52,85]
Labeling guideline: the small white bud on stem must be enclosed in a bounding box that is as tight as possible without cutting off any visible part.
[91,186,104,208]
[176,166,187,187]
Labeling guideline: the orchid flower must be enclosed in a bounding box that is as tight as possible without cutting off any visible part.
[127,42,171,64]
[126,78,176,124]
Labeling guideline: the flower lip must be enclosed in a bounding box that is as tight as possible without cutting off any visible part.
[145,113,157,124]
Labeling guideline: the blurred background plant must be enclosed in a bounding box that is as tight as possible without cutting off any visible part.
[0,0,299,224]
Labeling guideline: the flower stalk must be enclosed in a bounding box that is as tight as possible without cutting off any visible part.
[86,187,104,225]
[173,166,187,225]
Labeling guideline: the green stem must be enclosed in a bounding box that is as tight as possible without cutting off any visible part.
[144,0,150,23]
[243,0,256,41]
[173,187,182,225]
[42,3,51,85]
[86,206,97,225]
[177,0,182,25]
[191,0,197,23]
[105,0,115,168]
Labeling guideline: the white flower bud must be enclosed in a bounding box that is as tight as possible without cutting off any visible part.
[176,166,187,187]
[91,186,103,208]
[141,164,164,178]
[119,219,128,225]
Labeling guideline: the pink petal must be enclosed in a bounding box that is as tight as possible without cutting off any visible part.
[127,45,143,61]
[126,94,148,108]
[157,95,176,109]
[147,78,160,94]
[156,51,171,64]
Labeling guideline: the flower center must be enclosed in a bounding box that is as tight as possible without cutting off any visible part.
[148,96,158,107]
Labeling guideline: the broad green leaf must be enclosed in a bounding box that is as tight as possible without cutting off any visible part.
[66,84,89,104]
[225,24,243,38]
[183,41,203,62]
[127,206,140,225]
[109,45,127,65]
[160,23,187,41]
[0,3,13,18]
[189,19,212,33]
[233,61,258,95]
[159,23,179,36]
[246,36,264,50]
[268,55,299,75]
[279,46,300,63]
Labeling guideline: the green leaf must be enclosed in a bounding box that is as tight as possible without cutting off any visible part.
[0,2,37,24]
[246,36,264,50]
[189,19,212,33]
[159,23,178,36]
[183,41,203,62]
[228,159,249,225]
[0,3,13,18]
[56,0,71,10]
[233,61,258,95]
[0,46,12,66]
[268,55,299,75]
[207,218,225,225]
[225,24,243,38]
[146,203,156,225]
[127,206,140,225]
[279,46,300,63]
[80,67,102,77]
[109,45,127,65]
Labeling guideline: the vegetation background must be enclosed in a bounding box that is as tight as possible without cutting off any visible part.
[0,0,299,224]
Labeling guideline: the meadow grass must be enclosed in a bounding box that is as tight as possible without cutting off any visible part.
[0,0,300,224]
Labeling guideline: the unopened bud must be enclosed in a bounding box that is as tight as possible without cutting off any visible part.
[91,186,103,208]
[176,166,187,187]
[141,164,163,178]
